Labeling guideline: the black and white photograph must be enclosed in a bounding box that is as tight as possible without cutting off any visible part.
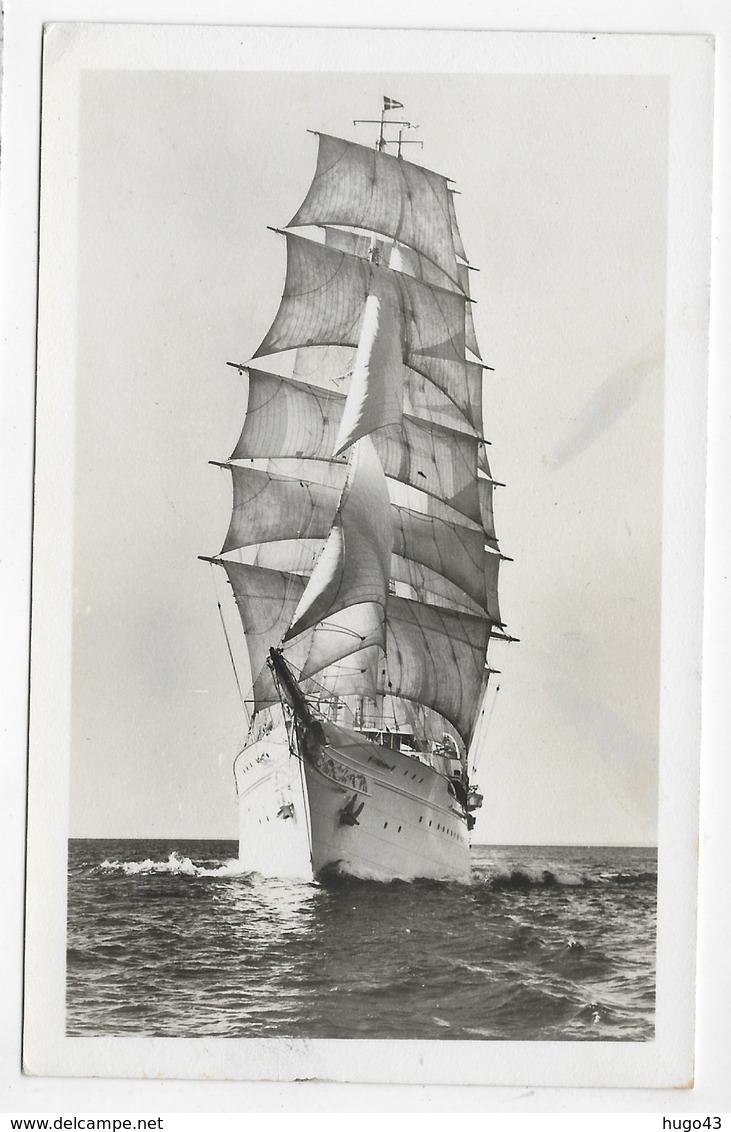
[18,22,715,1092]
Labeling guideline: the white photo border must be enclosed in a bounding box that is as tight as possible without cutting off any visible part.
[17,20,714,1092]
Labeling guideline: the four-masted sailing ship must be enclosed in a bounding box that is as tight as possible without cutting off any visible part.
[204,100,512,882]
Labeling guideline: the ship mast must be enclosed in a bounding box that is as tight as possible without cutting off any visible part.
[353,94,422,156]
[204,99,514,762]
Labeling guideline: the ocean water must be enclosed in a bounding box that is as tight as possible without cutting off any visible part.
[66,840,656,1041]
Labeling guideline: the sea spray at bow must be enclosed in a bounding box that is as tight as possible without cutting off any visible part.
[67,839,656,1041]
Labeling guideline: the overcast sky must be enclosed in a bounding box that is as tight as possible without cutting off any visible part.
[68,68,668,845]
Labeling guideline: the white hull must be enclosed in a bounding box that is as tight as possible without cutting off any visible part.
[235,709,471,883]
[235,722,311,880]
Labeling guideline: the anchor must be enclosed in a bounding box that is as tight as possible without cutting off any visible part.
[339,794,365,826]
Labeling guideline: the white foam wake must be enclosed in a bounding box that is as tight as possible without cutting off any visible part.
[99,851,247,878]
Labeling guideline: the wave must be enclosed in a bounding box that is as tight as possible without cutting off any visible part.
[99,851,247,878]
[598,870,657,885]
[476,865,656,890]
[94,852,655,891]
[485,867,583,889]
[316,861,470,887]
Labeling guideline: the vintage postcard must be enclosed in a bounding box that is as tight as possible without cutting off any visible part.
[22,23,714,1088]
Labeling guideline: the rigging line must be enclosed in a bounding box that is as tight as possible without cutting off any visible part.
[268,671,313,858]
[315,621,375,643]
[298,667,361,721]
[275,462,336,618]
[284,441,360,665]
[231,709,264,796]
[297,740,315,867]
[209,562,249,720]
[389,688,406,736]
[269,462,332,627]
[471,681,500,777]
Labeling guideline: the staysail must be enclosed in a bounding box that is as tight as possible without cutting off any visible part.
[210,114,508,750]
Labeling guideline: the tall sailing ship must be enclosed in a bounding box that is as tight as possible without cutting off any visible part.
[203,100,513,882]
